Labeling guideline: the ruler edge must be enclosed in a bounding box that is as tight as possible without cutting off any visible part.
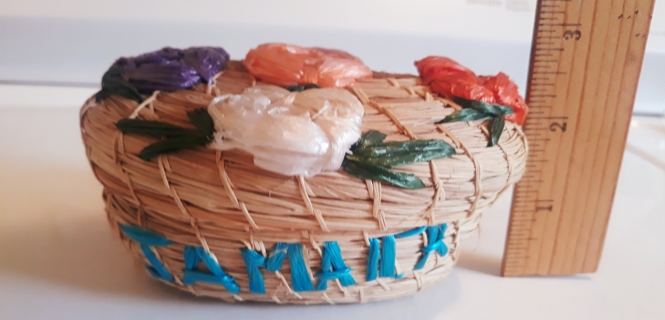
[575,0,656,274]
[500,0,544,277]
[500,0,656,277]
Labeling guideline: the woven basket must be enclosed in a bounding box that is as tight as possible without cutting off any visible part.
[80,60,527,304]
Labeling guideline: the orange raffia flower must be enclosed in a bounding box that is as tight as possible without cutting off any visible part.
[243,43,372,88]
[415,56,528,125]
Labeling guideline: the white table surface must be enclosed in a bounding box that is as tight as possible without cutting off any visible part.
[0,87,664,319]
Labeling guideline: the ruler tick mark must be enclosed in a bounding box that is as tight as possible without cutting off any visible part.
[538,23,582,27]
[535,48,564,51]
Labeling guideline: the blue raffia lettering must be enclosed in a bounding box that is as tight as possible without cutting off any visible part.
[241,242,323,293]
[120,223,448,294]
[316,241,356,290]
[265,243,314,292]
[182,246,240,294]
[414,224,448,270]
[120,224,174,282]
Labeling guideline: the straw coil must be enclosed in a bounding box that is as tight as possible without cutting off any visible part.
[80,61,527,304]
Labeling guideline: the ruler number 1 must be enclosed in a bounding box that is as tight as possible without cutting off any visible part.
[563,30,582,40]
[549,122,568,132]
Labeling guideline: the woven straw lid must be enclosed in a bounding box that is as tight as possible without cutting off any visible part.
[80,61,527,304]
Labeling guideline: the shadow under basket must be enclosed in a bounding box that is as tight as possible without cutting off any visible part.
[80,61,527,304]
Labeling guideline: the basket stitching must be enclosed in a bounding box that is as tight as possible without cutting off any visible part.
[157,153,216,266]
[321,292,335,305]
[376,278,390,291]
[349,87,388,230]
[274,270,302,299]
[386,78,400,87]
[368,100,416,139]
[364,179,374,198]
[257,240,267,257]
[113,93,159,227]
[216,151,260,230]
[80,99,107,189]
[113,131,145,226]
[163,167,201,235]
[105,192,124,241]
[151,247,187,287]
[371,181,387,230]
[491,128,526,205]
[371,79,444,227]
[129,91,159,119]
[207,71,224,96]
[436,124,484,217]
[516,124,529,155]
[277,272,299,297]
[414,271,423,291]
[297,175,330,232]
[336,275,350,297]
[424,161,444,225]
[497,134,515,186]
[438,97,463,111]
[450,221,461,262]
[479,121,507,170]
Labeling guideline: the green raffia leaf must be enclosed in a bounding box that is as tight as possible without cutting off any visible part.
[352,140,456,168]
[96,67,143,103]
[342,131,456,189]
[115,108,216,161]
[353,130,387,149]
[436,108,491,124]
[303,83,321,90]
[341,158,426,189]
[286,83,321,92]
[138,135,210,161]
[465,100,501,116]
[436,99,514,147]
[493,104,514,116]
[454,98,514,116]
[116,119,199,137]
[488,116,505,147]
[186,108,215,137]
[355,139,449,157]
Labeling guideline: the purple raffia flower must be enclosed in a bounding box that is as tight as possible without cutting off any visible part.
[183,47,230,83]
[108,46,230,94]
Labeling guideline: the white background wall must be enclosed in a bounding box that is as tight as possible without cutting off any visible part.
[1,0,663,112]
[3,0,664,50]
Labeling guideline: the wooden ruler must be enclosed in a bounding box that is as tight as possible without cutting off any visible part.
[501,0,656,276]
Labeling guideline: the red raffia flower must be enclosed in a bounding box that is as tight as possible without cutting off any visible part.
[415,56,528,125]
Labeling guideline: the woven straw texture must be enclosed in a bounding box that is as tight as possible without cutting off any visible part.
[79,61,527,304]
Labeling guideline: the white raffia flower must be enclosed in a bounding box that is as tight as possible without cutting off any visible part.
[208,85,364,177]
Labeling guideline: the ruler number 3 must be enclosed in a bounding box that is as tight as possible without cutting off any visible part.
[563,30,582,40]
[549,122,568,132]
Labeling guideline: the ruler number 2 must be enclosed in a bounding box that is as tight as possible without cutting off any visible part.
[549,122,568,132]
[563,30,582,40]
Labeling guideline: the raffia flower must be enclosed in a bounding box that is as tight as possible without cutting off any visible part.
[97,46,230,102]
[243,43,372,88]
[208,84,364,177]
